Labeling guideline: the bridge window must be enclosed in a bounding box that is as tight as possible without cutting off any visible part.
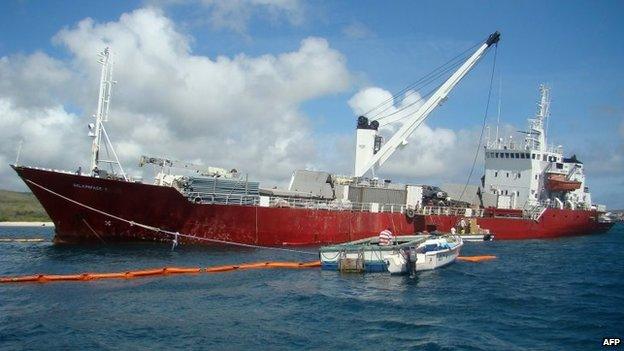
[520,153,525,159]
[532,154,536,159]
[543,155,547,161]
[506,172,509,178]
[518,173,521,178]
[525,153,530,158]
[505,153,509,158]
[496,152,499,158]
[494,171,498,177]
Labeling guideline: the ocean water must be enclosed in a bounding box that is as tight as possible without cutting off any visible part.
[1,225,623,351]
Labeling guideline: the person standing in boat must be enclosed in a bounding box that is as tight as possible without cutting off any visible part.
[379,227,394,246]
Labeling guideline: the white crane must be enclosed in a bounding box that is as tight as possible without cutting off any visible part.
[354,31,500,177]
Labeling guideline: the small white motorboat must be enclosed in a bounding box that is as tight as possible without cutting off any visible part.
[385,234,463,274]
[319,233,462,274]
[319,235,428,273]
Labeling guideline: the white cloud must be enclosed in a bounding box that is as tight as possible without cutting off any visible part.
[150,0,304,34]
[0,53,73,109]
[342,21,375,40]
[0,98,88,188]
[0,7,351,190]
[348,87,425,134]
[204,0,304,33]
[348,87,392,117]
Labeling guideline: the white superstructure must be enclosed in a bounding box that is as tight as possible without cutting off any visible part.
[483,85,592,211]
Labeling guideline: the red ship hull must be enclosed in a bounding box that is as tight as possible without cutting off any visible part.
[13,166,613,245]
[421,211,613,239]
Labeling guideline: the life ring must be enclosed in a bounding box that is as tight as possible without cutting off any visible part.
[406,208,416,218]
[194,197,202,204]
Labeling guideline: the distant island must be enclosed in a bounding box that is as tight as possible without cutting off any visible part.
[0,189,50,222]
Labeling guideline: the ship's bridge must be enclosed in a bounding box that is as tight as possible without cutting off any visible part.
[483,140,566,210]
[481,85,591,211]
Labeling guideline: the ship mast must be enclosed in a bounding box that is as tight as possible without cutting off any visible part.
[525,84,550,151]
[88,47,127,180]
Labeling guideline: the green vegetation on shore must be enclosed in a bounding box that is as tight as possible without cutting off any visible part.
[0,189,49,222]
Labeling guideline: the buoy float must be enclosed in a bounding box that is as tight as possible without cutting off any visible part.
[0,260,322,284]
[457,255,497,262]
[0,256,496,284]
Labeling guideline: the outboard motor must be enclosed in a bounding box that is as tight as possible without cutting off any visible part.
[406,247,418,277]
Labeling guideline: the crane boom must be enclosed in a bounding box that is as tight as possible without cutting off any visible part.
[354,31,500,177]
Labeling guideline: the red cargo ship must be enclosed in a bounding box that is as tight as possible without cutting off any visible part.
[12,165,612,244]
[11,33,614,245]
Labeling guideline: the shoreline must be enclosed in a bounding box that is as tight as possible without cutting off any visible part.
[0,222,54,227]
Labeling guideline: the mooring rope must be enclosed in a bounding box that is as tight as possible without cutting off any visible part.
[25,179,317,256]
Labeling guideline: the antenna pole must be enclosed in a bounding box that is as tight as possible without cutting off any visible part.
[90,48,113,175]
[496,75,502,145]
[88,47,125,179]
[15,140,23,165]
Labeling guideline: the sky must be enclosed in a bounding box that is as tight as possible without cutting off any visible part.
[0,0,623,208]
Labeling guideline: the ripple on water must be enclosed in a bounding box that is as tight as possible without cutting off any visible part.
[1,225,624,350]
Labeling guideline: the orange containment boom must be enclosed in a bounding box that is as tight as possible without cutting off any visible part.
[457,255,497,262]
[0,260,322,284]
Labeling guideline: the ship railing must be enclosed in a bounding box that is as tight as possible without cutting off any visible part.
[185,192,259,206]
[546,144,564,154]
[185,191,490,217]
[417,206,484,218]
[185,191,408,213]
[524,203,547,220]
[267,196,407,213]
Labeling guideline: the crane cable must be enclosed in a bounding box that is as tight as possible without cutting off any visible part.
[370,80,444,125]
[459,44,498,202]
[369,56,470,122]
[363,42,480,118]
[362,40,482,120]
